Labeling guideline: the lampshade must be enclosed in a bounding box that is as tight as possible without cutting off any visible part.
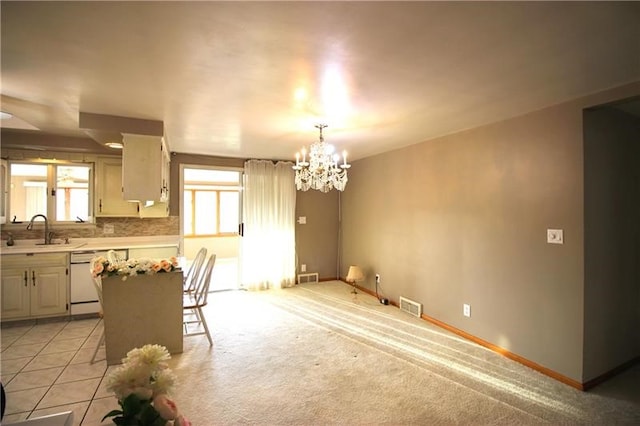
[346,265,365,283]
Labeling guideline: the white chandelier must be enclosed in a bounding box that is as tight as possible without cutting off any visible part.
[293,124,350,192]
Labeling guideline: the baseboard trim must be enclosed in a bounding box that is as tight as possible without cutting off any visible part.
[419,313,584,390]
[582,356,640,391]
[343,281,587,390]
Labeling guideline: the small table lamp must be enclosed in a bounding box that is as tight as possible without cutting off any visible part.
[346,265,365,294]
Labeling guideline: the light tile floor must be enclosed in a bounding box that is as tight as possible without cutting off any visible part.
[1,318,115,425]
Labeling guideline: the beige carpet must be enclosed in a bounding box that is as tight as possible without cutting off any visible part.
[168,281,640,425]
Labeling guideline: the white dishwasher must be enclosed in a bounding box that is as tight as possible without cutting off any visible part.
[70,249,128,316]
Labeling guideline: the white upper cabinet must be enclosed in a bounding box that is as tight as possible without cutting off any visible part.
[122,134,170,203]
[96,157,139,217]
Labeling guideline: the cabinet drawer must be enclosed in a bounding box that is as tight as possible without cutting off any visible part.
[2,252,69,268]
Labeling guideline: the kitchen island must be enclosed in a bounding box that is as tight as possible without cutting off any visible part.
[101,270,183,365]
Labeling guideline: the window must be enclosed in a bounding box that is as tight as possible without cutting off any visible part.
[9,162,93,224]
[55,165,90,221]
[183,168,240,237]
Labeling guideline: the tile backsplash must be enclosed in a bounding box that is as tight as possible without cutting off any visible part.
[1,216,180,241]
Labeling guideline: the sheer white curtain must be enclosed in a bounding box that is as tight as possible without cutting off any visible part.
[241,160,296,290]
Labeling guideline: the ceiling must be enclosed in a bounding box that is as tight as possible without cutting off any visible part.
[1,2,639,161]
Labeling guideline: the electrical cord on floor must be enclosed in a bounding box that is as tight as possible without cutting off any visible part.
[375,275,389,305]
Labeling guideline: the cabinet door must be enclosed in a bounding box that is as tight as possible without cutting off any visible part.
[30,266,68,317]
[96,158,139,217]
[122,135,163,202]
[1,268,30,320]
[160,143,170,202]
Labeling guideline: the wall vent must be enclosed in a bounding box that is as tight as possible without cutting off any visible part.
[399,296,422,318]
[297,273,319,284]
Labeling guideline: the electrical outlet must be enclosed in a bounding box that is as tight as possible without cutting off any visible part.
[103,223,114,234]
[301,264,306,272]
[463,304,471,317]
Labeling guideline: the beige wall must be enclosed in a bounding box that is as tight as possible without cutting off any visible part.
[295,190,339,280]
[340,82,640,383]
[583,106,640,382]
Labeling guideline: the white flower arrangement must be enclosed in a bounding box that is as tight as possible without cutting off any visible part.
[91,250,179,280]
[103,344,190,426]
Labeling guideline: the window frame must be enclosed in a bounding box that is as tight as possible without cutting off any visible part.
[181,166,242,238]
[6,160,95,226]
[183,187,239,237]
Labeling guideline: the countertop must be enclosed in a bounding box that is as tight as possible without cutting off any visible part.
[0,235,180,255]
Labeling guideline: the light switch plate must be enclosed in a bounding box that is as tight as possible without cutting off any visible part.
[104,223,115,234]
[297,216,306,224]
[547,229,563,244]
[463,304,471,318]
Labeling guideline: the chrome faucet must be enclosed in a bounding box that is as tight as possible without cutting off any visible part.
[26,214,53,245]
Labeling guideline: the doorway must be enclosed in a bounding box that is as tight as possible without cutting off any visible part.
[180,165,243,291]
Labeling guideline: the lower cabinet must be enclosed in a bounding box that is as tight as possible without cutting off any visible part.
[1,253,69,321]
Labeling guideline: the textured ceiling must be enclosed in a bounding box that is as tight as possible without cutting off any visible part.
[1,1,639,161]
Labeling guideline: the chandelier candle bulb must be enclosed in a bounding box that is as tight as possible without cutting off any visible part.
[343,151,347,166]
